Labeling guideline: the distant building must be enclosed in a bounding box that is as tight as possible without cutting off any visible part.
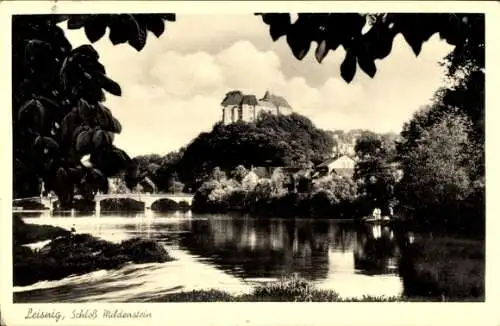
[221,90,293,125]
[316,155,356,178]
[331,133,358,158]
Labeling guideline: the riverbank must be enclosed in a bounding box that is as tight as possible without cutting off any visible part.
[13,216,174,286]
[146,276,457,302]
[193,191,360,219]
[399,236,484,300]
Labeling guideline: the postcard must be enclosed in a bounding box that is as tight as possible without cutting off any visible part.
[0,1,498,325]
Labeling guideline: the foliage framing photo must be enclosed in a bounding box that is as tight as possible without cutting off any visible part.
[13,14,175,208]
[13,13,484,217]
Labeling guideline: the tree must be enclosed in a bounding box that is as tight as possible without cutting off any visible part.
[178,112,334,189]
[397,113,474,227]
[108,175,130,194]
[354,131,399,214]
[257,13,483,83]
[231,165,249,183]
[13,14,175,207]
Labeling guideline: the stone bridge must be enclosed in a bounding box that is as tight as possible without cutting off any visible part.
[13,193,194,212]
[94,193,193,212]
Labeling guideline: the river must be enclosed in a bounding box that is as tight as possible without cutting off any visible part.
[14,211,411,302]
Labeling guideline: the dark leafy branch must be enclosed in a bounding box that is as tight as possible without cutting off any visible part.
[256,13,482,83]
[13,14,175,206]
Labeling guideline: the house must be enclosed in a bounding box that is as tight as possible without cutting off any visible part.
[221,90,292,125]
[316,155,356,178]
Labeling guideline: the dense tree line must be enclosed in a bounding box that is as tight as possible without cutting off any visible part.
[176,112,335,190]
[347,14,484,233]
[191,165,358,218]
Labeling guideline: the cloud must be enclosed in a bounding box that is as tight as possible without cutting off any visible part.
[150,51,224,97]
[62,15,453,156]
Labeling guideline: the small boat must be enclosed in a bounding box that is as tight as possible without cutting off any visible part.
[362,216,391,223]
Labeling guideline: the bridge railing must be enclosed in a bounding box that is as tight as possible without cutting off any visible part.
[95,192,193,198]
[13,196,42,202]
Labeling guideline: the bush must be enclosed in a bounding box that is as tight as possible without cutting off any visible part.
[13,233,174,286]
[399,237,484,300]
[120,238,174,263]
[177,200,191,211]
[13,199,47,210]
[308,191,334,217]
[252,276,318,301]
[13,215,71,245]
[151,199,179,212]
[100,198,145,212]
[149,276,406,302]
[73,199,95,212]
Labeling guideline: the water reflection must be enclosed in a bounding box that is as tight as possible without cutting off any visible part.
[354,223,401,275]
[176,217,405,281]
[16,212,415,299]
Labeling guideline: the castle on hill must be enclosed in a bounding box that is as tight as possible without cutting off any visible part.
[221,90,293,125]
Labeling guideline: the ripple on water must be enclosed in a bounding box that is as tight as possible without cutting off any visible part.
[15,215,406,302]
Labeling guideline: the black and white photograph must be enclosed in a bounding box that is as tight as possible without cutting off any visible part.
[1,1,496,325]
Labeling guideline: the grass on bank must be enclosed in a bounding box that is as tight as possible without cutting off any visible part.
[148,276,447,302]
[399,236,484,300]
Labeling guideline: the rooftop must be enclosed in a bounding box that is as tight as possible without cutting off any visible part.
[221,90,292,109]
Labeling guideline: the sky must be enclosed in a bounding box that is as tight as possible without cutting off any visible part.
[63,14,454,157]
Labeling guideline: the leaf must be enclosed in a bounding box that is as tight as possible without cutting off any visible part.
[129,24,147,51]
[286,28,311,60]
[92,167,106,180]
[315,40,328,63]
[107,131,115,143]
[439,15,466,46]
[111,117,122,134]
[59,57,70,90]
[357,50,377,78]
[72,125,86,142]
[146,17,165,38]
[340,51,357,83]
[72,44,99,60]
[77,98,93,121]
[67,15,88,29]
[84,15,109,43]
[80,154,93,168]
[24,39,53,66]
[266,14,291,41]
[50,15,70,24]
[163,14,176,22]
[55,167,68,186]
[92,129,109,148]
[60,112,77,141]
[363,23,395,60]
[98,73,122,96]
[18,99,46,129]
[94,103,113,129]
[37,96,61,112]
[109,15,130,45]
[113,147,131,163]
[402,30,424,56]
[76,129,94,153]
[35,136,60,152]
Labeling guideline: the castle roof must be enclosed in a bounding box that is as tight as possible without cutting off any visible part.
[221,91,243,106]
[259,90,292,109]
[241,95,258,106]
[221,90,292,109]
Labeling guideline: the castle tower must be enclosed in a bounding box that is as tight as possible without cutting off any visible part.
[221,90,292,125]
